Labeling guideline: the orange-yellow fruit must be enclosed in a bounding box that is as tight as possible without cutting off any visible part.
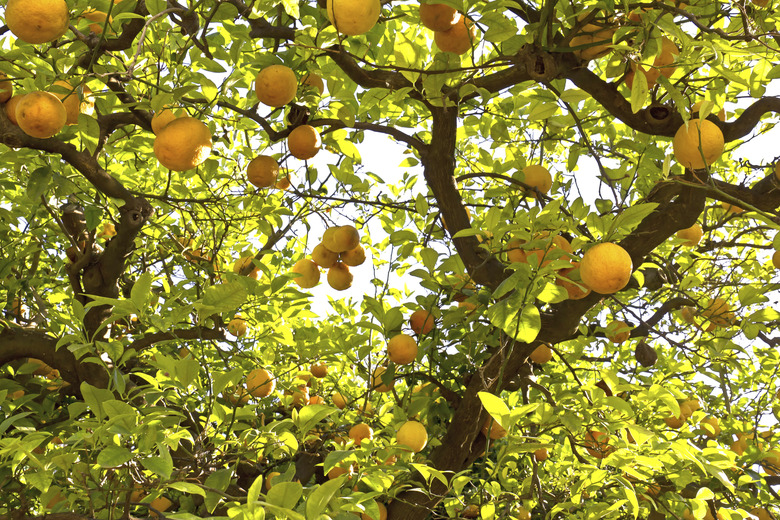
[327,465,353,479]
[312,243,339,268]
[233,255,260,279]
[247,368,275,397]
[556,264,591,300]
[15,91,67,138]
[511,234,573,267]
[360,501,388,520]
[701,297,733,327]
[677,223,703,246]
[515,506,532,520]
[579,242,633,295]
[605,320,631,344]
[327,261,353,290]
[387,333,418,365]
[247,155,279,188]
[288,386,309,407]
[772,250,780,269]
[434,14,476,55]
[721,201,744,214]
[534,448,548,461]
[568,12,615,60]
[80,9,112,34]
[310,363,328,378]
[265,471,281,490]
[301,73,325,94]
[288,124,321,160]
[751,508,772,520]
[332,391,348,409]
[227,315,247,337]
[481,417,507,440]
[6,0,69,44]
[5,94,24,125]
[372,365,394,392]
[324,225,360,253]
[627,37,679,90]
[153,117,212,171]
[151,108,179,134]
[396,420,428,452]
[326,0,381,36]
[276,175,291,190]
[529,344,553,364]
[419,3,459,31]
[700,416,720,439]
[149,496,173,518]
[255,65,297,108]
[583,430,614,458]
[0,73,12,103]
[673,118,724,170]
[520,165,552,196]
[291,258,320,288]
[349,423,374,446]
[663,411,686,429]
[308,395,325,405]
[340,244,366,266]
[410,309,435,335]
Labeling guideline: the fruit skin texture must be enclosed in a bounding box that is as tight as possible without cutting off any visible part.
[583,430,613,458]
[701,297,733,327]
[326,0,381,36]
[149,496,173,518]
[310,363,328,378]
[153,117,213,171]
[605,320,631,344]
[227,316,247,337]
[288,124,321,160]
[349,423,374,446]
[419,3,459,31]
[410,309,435,335]
[324,225,360,253]
[533,448,548,461]
[312,243,339,268]
[81,9,111,34]
[387,333,418,365]
[482,417,507,440]
[521,165,552,197]
[332,391,347,409]
[5,95,25,125]
[247,155,279,188]
[151,108,179,134]
[340,244,366,266]
[301,73,324,94]
[255,65,297,108]
[568,11,615,61]
[529,344,553,363]
[677,223,703,246]
[246,368,275,397]
[6,0,69,44]
[15,91,67,139]
[434,14,475,55]
[700,416,720,439]
[673,118,724,170]
[772,250,780,269]
[579,242,633,295]
[515,506,532,520]
[0,74,13,103]
[327,261,353,290]
[372,365,394,392]
[233,255,259,279]
[52,80,94,125]
[396,420,428,452]
[292,258,320,288]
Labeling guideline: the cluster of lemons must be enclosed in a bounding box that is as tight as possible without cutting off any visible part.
[292,225,366,291]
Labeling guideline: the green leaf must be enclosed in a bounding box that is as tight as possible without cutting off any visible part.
[97,446,133,468]
[488,301,541,343]
[196,282,248,318]
[295,404,338,436]
[478,391,509,426]
[204,468,233,513]
[27,167,52,201]
[169,482,206,497]
[305,477,344,518]
[247,475,264,517]
[131,272,153,310]
[629,69,648,114]
[80,382,114,419]
[609,203,659,237]
[141,454,173,479]
[266,481,302,510]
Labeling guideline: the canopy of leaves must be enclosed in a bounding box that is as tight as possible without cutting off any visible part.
[1,0,780,519]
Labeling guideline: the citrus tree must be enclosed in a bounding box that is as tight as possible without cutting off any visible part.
[2,0,780,519]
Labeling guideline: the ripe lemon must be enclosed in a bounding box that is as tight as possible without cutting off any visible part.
[676,223,702,246]
[51,80,94,125]
[529,344,552,363]
[288,124,321,160]
[520,165,552,197]
[387,333,417,365]
[360,501,387,520]
[151,107,180,134]
[153,117,212,171]
[327,261,353,290]
[15,91,67,138]
[721,201,743,214]
[481,417,507,440]
[233,255,259,279]
[605,320,631,344]
[310,363,328,378]
[80,9,112,34]
[434,14,476,55]
[372,365,393,392]
[227,315,247,337]
[255,65,297,108]
[701,296,733,327]
[5,94,25,125]
[534,448,548,461]
[568,11,615,61]
[579,242,633,294]
[301,73,325,94]
[247,155,279,188]
[312,243,339,268]
[700,416,720,439]
[340,244,366,266]
[332,391,348,409]
[583,430,613,458]
[326,0,381,36]
[6,0,69,44]
[410,309,435,335]
[247,368,275,397]
[396,420,428,452]
[291,258,320,288]
[149,496,173,518]
[349,423,374,446]
[419,3,459,31]
[673,118,724,170]
[324,225,359,253]
[627,37,678,89]
[0,73,13,103]
[772,250,780,269]
[556,264,591,300]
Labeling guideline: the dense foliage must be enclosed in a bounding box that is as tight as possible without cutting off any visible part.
[1,0,780,519]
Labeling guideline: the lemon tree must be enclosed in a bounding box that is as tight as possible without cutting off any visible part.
[2,1,780,519]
